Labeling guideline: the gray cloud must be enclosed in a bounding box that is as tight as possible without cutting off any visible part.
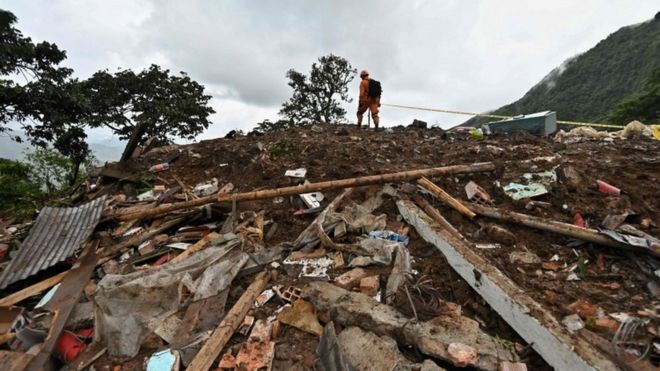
[6,0,659,139]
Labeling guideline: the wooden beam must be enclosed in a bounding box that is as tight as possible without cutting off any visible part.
[0,272,67,307]
[108,162,495,221]
[187,270,271,371]
[468,203,660,257]
[412,195,463,240]
[418,177,476,219]
[171,232,221,263]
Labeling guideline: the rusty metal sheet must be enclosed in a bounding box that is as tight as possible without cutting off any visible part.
[0,197,106,289]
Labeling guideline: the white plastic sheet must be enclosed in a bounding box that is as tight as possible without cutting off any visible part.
[94,241,248,357]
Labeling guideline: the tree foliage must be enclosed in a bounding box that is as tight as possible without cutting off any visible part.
[81,64,215,160]
[252,118,295,134]
[609,67,660,124]
[0,158,42,218]
[0,9,80,144]
[280,54,356,123]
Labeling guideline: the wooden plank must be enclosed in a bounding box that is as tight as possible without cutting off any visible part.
[418,176,476,219]
[187,271,271,371]
[468,203,659,257]
[171,232,221,263]
[25,244,101,371]
[0,271,67,307]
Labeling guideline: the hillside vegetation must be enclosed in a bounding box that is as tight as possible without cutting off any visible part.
[464,14,660,126]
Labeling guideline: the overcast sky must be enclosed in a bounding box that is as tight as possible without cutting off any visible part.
[5,1,658,143]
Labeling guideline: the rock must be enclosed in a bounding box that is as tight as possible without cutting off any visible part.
[102,259,119,275]
[561,314,585,333]
[499,361,528,371]
[447,343,478,367]
[509,251,541,265]
[568,299,598,319]
[410,119,428,129]
[335,326,446,371]
[277,299,323,336]
[593,316,620,333]
[561,165,582,191]
[359,276,380,296]
[218,353,236,369]
[334,268,369,289]
[305,281,514,370]
[485,225,516,245]
[66,301,95,328]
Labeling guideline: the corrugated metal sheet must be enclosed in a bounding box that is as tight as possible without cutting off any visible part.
[0,196,106,289]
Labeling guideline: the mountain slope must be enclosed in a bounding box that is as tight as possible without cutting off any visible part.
[464,14,660,127]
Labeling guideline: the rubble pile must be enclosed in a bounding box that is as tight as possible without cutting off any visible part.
[0,124,658,370]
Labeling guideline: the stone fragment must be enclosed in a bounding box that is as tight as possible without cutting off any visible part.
[447,342,478,367]
[509,251,541,265]
[334,268,368,289]
[359,276,380,296]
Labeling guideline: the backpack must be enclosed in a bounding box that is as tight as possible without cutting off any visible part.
[368,79,382,98]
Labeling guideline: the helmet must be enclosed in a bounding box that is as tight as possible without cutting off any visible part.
[360,69,369,77]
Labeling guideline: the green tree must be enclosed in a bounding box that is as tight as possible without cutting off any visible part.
[280,54,356,124]
[81,65,215,161]
[0,158,42,218]
[609,67,660,124]
[0,9,81,144]
[24,146,95,194]
[252,118,294,134]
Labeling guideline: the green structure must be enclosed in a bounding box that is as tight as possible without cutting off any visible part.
[485,111,557,136]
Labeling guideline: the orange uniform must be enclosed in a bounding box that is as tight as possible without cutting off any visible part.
[357,75,380,128]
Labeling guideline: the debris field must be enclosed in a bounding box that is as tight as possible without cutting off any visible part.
[0,123,658,371]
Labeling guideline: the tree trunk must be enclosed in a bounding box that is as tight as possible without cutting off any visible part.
[120,121,148,162]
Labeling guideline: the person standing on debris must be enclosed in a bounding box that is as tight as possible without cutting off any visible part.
[357,70,381,129]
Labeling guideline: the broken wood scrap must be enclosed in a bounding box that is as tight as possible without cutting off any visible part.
[101,214,192,258]
[412,195,464,240]
[24,242,101,371]
[418,176,476,219]
[171,232,221,262]
[292,188,354,251]
[0,271,68,307]
[187,270,271,371]
[467,203,660,257]
[108,162,496,221]
[173,174,199,200]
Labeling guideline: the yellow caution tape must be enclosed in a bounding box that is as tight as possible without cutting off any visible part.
[383,103,627,129]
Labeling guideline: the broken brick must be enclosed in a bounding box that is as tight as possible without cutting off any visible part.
[568,299,598,319]
[218,352,236,369]
[359,275,380,296]
[334,268,368,289]
[593,316,620,333]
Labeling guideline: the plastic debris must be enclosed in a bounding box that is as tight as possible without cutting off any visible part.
[254,288,275,308]
[368,230,410,245]
[192,178,219,196]
[145,349,180,371]
[148,163,170,173]
[285,168,307,178]
[596,180,621,196]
